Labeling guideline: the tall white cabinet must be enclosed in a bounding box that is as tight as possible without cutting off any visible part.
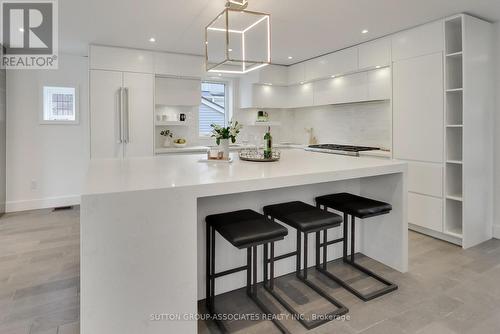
[393,14,493,248]
[90,70,154,159]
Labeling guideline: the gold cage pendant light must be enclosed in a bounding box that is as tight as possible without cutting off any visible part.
[205,0,271,74]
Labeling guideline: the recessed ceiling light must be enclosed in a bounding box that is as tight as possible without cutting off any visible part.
[149,37,156,43]
[228,48,233,52]
[288,56,293,60]
[300,81,305,85]
[362,29,369,34]
[19,28,24,32]
[218,73,222,76]
[331,75,336,78]
[375,65,381,69]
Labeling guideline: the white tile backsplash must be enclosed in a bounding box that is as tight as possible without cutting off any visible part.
[292,102,392,148]
[233,101,392,149]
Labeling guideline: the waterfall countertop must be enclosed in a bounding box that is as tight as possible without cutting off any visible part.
[83,149,405,196]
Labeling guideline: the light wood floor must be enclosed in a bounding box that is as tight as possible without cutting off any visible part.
[2,208,500,333]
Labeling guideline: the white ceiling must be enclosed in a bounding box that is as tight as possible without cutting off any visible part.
[60,0,500,65]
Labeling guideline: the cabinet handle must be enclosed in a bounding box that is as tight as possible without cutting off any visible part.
[124,87,130,143]
[117,87,123,143]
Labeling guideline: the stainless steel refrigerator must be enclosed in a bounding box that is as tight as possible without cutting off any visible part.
[0,47,5,216]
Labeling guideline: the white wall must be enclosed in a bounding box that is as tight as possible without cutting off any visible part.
[6,54,89,212]
[494,22,500,238]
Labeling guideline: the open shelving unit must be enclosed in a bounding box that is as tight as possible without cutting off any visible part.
[443,16,464,239]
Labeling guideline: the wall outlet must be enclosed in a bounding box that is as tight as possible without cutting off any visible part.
[30,180,37,191]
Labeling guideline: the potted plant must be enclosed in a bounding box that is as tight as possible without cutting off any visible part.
[210,121,242,159]
[160,129,173,147]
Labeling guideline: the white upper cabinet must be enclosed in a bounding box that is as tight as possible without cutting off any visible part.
[367,67,391,100]
[253,85,289,109]
[392,21,444,61]
[155,77,201,106]
[287,83,314,108]
[305,47,358,82]
[313,72,367,106]
[287,63,306,85]
[393,52,444,163]
[90,45,154,73]
[154,53,204,78]
[258,65,288,86]
[358,38,391,69]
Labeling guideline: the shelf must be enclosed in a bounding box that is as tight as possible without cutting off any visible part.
[155,121,188,126]
[446,160,463,165]
[445,198,463,238]
[446,51,463,58]
[445,54,463,90]
[446,88,463,93]
[446,125,463,128]
[446,163,462,199]
[444,229,463,239]
[446,195,463,202]
[446,87,463,125]
[446,127,463,161]
[445,17,463,55]
[245,121,282,127]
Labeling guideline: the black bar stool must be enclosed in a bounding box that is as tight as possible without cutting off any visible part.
[205,209,289,333]
[263,201,349,330]
[315,192,398,301]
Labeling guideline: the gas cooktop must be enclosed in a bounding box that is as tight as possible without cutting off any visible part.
[304,144,380,156]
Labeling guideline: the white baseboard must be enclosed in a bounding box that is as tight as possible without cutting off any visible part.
[6,195,81,213]
[493,225,500,239]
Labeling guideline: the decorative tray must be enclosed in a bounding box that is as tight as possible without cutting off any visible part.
[198,158,233,163]
[239,150,280,162]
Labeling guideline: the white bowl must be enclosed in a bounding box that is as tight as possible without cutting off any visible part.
[173,142,187,148]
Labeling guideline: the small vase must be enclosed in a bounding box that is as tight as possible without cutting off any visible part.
[163,138,172,148]
[219,138,230,159]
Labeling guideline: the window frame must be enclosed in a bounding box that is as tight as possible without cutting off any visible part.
[199,79,231,138]
[40,84,79,125]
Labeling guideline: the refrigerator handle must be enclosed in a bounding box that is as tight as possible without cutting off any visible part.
[124,87,130,143]
[117,87,123,144]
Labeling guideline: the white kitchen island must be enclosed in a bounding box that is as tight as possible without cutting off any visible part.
[80,149,408,334]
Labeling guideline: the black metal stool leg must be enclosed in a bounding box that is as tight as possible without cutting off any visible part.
[323,229,327,270]
[350,215,355,262]
[343,213,348,262]
[211,226,215,311]
[270,242,275,290]
[316,212,398,302]
[296,231,301,277]
[263,243,268,286]
[206,224,211,310]
[262,218,348,330]
[315,232,320,269]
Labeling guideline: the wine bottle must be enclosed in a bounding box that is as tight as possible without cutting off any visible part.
[264,126,272,159]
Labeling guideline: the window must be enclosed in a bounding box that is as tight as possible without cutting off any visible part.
[42,86,78,124]
[199,81,227,136]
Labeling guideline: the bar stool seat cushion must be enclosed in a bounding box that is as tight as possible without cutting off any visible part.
[263,201,342,232]
[206,210,288,249]
[315,193,392,219]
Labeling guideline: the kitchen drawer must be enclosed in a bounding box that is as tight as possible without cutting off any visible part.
[407,162,443,197]
[408,192,443,232]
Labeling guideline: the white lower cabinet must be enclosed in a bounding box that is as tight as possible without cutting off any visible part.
[408,192,443,232]
[407,162,443,198]
[90,70,154,159]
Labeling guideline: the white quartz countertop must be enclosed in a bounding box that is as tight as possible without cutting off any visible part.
[83,149,406,196]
